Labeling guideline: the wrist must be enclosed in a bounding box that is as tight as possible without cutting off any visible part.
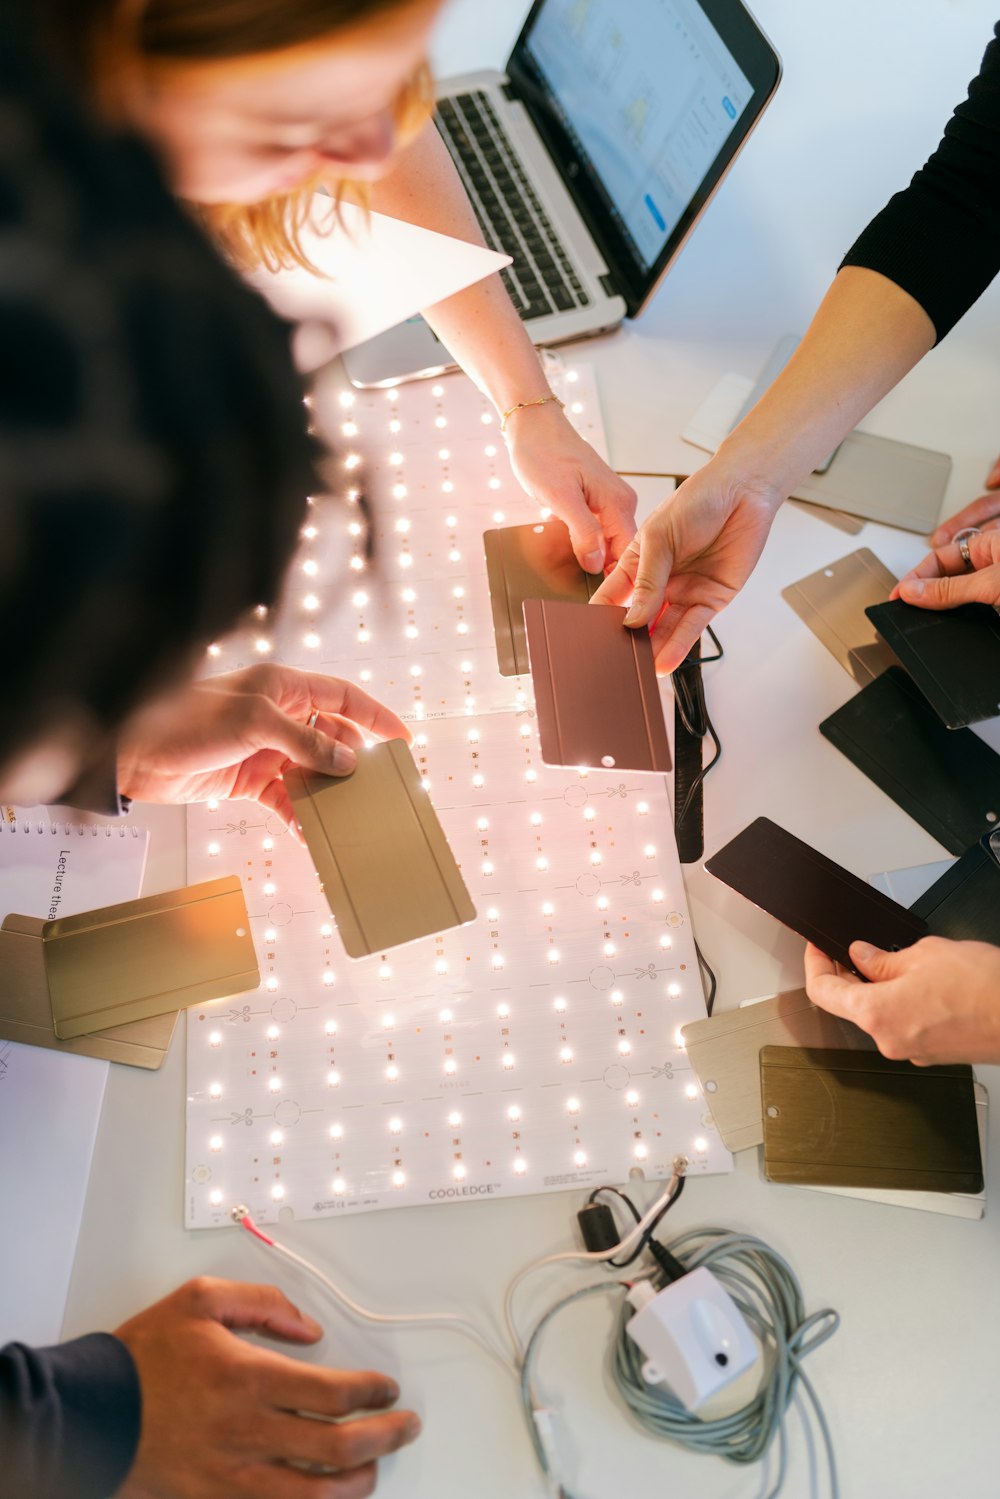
[500,392,564,439]
[706,441,785,518]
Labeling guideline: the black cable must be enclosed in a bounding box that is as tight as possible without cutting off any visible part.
[607,1175,687,1269]
[587,1185,642,1223]
[694,937,718,1019]
[673,626,723,827]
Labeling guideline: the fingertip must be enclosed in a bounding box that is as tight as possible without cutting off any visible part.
[328,742,357,775]
[899,577,924,599]
[849,940,876,963]
[582,548,605,574]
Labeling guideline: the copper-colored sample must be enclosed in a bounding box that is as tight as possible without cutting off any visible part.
[524,600,671,773]
[484,520,599,676]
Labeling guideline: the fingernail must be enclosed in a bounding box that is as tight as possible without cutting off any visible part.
[330,743,356,773]
[582,549,604,573]
[623,603,644,626]
[901,578,924,597]
[850,941,874,961]
[384,1379,400,1403]
[405,1415,422,1441]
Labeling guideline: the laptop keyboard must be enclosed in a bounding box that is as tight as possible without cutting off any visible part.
[436,90,592,323]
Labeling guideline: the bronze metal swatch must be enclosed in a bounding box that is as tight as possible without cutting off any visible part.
[781,548,899,685]
[484,521,600,676]
[524,600,671,773]
[760,1045,983,1192]
[31,876,259,1040]
[286,741,476,959]
[0,921,178,1069]
[681,989,875,1152]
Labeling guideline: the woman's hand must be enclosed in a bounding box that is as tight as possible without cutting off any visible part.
[893,528,1000,609]
[804,937,1000,1066]
[591,462,781,673]
[118,665,409,833]
[929,454,1000,547]
[504,402,637,572]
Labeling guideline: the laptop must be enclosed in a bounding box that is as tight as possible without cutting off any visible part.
[343,0,781,388]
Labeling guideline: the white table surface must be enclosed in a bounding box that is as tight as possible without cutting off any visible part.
[64,4,1000,1497]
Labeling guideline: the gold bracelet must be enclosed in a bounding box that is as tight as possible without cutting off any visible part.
[499,394,565,434]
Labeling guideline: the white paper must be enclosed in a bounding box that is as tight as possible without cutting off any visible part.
[249,199,510,355]
[0,815,148,1344]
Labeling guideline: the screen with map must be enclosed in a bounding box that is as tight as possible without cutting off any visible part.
[521,0,754,269]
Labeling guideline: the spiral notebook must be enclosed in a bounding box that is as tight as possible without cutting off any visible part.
[0,810,152,1346]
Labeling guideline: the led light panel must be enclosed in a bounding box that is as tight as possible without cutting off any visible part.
[185,363,729,1227]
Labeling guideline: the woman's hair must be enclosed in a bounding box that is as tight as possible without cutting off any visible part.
[37,0,435,272]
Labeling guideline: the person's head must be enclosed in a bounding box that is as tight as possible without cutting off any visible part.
[39,0,444,268]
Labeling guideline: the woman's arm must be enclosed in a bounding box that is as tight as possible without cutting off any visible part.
[365,123,637,570]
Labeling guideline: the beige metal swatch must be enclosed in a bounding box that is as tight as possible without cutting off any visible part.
[29,876,259,1040]
[286,741,476,959]
[782,547,900,685]
[524,599,671,773]
[0,922,178,1069]
[484,521,600,676]
[682,989,874,1152]
[789,431,951,533]
[760,1045,983,1192]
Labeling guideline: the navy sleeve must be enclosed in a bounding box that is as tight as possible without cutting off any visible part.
[841,23,1000,341]
[0,1334,141,1498]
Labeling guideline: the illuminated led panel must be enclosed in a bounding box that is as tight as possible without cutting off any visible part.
[186,711,730,1228]
[198,362,603,718]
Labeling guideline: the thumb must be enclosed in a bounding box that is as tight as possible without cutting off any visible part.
[623,526,673,628]
[199,1279,323,1344]
[549,487,605,573]
[898,571,999,610]
[848,940,902,981]
[254,700,357,777]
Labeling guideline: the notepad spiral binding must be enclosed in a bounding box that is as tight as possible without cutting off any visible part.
[1,817,142,837]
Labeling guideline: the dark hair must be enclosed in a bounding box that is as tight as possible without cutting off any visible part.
[0,8,319,776]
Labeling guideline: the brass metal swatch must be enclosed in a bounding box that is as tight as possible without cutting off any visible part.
[286,741,476,959]
[29,876,259,1040]
[484,520,600,676]
[760,1045,983,1192]
[781,548,899,685]
[0,921,178,1069]
[524,600,671,773]
[682,989,875,1152]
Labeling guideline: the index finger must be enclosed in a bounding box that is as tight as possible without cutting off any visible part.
[260,1359,402,1420]
[930,492,1000,546]
[302,676,411,744]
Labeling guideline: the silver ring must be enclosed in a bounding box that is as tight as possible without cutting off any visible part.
[958,535,975,572]
[307,708,320,729]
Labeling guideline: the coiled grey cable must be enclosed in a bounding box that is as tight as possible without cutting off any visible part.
[521,1228,840,1499]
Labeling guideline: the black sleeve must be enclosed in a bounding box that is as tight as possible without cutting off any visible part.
[840,23,1000,341]
[0,1334,141,1499]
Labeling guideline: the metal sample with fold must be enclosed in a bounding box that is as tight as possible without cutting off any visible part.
[910,830,1000,943]
[523,599,671,772]
[781,548,900,686]
[682,989,875,1152]
[483,520,599,676]
[866,598,1000,728]
[286,741,476,959]
[3,876,257,1042]
[760,1046,983,1193]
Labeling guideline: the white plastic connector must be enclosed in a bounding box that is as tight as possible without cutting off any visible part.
[625,1266,758,1412]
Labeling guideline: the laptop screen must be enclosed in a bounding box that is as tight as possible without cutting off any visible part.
[509,0,780,316]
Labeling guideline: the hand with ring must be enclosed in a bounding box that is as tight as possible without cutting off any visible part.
[929,453,1000,547]
[892,528,1000,611]
[116,664,410,835]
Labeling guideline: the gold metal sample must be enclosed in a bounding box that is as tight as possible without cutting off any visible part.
[286,740,476,958]
[682,990,875,1152]
[760,1045,983,1193]
[18,875,259,1040]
